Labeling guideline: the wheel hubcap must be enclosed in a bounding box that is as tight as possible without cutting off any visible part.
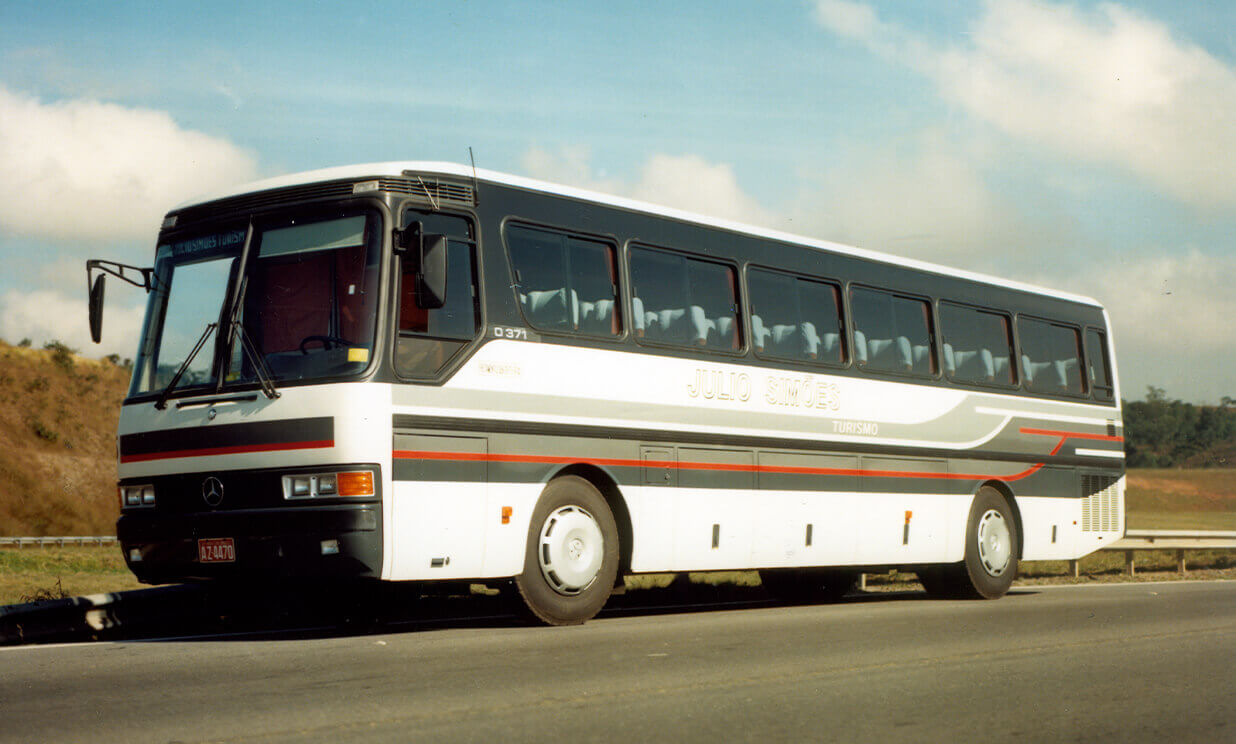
[538,505,604,595]
[977,509,1012,577]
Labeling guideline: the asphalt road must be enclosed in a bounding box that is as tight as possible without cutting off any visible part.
[1,581,1233,743]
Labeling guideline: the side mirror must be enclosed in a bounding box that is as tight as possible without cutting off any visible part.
[88,273,106,343]
[417,234,448,310]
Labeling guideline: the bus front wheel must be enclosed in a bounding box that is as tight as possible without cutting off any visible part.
[513,476,619,625]
[920,487,1019,600]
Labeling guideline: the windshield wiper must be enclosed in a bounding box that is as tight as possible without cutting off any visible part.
[228,321,281,401]
[221,274,280,401]
[154,323,217,410]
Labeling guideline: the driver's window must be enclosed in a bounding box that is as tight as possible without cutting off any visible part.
[394,211,480,378]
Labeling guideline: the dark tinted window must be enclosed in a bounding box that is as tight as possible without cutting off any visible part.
[629,246,739,351]
[939,302,1016,386]
[1018,317,1085,395]
[507,225,619,336]
[1085,328,1114,401]
[850,287,935,377]
[395,220,480,377]
[747,268,845,364]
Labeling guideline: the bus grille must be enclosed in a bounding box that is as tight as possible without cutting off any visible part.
[1080,475,1122,532]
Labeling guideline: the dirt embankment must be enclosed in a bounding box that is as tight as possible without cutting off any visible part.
[0,341,129,535]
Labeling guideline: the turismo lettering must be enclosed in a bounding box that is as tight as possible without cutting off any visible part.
[832,420,879,436]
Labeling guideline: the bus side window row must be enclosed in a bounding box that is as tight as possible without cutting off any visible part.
[503,225,1110,400]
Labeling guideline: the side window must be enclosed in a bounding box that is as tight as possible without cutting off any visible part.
[629,246,739,351]
[394,212,480,378]
[939,302,1016,387]
[1017,317,1085,396]
[850,287,935,377]
[1085,328,1114,401]
[747,268,845,365]
[506,225,620,337]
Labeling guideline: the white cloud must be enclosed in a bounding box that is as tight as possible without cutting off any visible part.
[1078,250,1236,352]
[521,146,776,227]
[1043,249,1235,403]
[0,85,259,242]
[1,288,144,359]
[787,130,1031,267]
[815,0,1236,209]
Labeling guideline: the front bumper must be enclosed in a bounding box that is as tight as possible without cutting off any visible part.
[118,504,382,583]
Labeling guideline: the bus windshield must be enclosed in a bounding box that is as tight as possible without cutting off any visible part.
[129,209,382,398]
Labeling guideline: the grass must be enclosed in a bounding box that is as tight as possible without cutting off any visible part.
[0,546,145,606]
[1125,469,1236,530]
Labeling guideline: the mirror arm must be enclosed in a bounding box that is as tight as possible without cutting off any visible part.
[86,259,154,292]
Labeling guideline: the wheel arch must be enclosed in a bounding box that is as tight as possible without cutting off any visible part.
[981,479,1024,559]
[552,463,633,579]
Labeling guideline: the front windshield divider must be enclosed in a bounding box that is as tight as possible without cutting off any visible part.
[215,221,257,390]
[154,323,217,411]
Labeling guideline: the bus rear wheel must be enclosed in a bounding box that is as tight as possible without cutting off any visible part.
[920,487,1018,600]
[513,476,619,625]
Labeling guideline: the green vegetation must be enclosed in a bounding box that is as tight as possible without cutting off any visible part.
[0,546,145,605]
[1123,387,1236,468]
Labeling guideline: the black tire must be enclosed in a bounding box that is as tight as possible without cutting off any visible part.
[760,567,857,604]
[513,476,619,625]
[920,487,1019,599]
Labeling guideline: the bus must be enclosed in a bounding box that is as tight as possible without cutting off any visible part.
[86,161,1124,624]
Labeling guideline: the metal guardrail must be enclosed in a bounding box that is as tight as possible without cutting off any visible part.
[0,536,117,548]
[1096,529,1236,576]
[4,531,1232,575]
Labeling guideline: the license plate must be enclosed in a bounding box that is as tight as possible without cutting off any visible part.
[198,538,236,563]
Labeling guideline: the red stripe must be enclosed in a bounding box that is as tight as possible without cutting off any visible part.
[394,427,1122,485]
[121,439,334,464]
[393,450,1045,482]
[1020,427,1123,443]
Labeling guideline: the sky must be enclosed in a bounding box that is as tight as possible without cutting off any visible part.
[0,0,1232,403]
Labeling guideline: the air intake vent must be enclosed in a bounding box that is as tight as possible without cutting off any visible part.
[389,174,476,206]
[1080,474,1122,532]
[168,175,476,229]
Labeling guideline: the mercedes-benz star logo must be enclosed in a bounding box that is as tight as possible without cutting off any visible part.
[202,477,225,507]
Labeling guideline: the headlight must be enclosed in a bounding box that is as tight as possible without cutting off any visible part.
[121,484,155,508]
[282,470,373,499]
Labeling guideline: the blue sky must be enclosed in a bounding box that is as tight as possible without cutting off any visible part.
[1,1,1233,403]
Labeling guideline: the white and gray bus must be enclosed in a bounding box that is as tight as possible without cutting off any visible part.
[88,161,1124,624]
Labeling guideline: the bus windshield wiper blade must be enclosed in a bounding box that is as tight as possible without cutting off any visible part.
[230,322,281,401]
[154,323,217,410]
[221,272,280,401]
